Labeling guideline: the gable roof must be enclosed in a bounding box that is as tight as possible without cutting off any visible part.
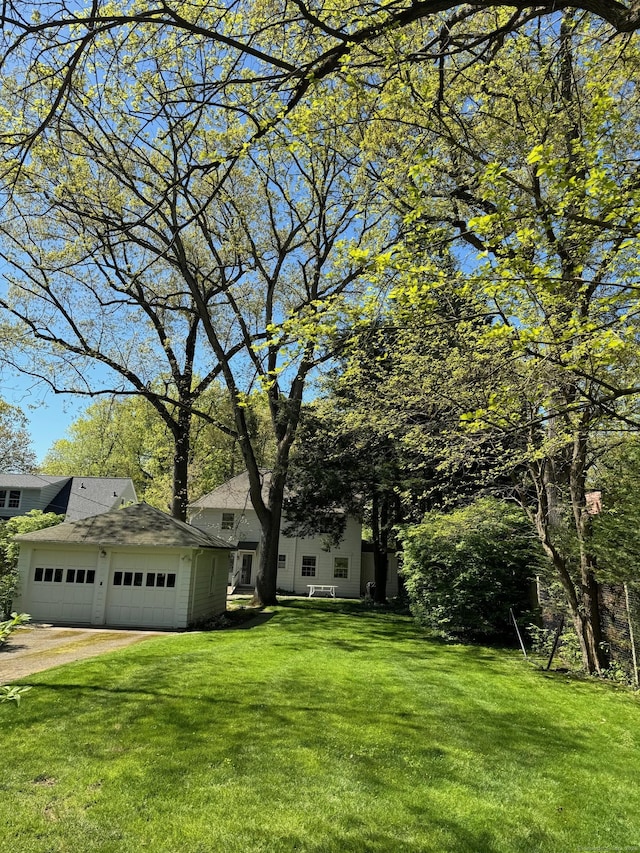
[16,502,233,550]
[0,474,137,521]
[189,470,271,511]
[46,477,136,521]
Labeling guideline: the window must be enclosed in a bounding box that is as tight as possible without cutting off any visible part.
[35,566,94,583]
[278,554,286,571]
[301,556,316,577]
[333,557,349,579]
[221,512,235,530]
[0,490,20,509]
[114,571,176,588]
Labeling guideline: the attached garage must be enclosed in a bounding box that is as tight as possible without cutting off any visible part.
[13,503,232,630]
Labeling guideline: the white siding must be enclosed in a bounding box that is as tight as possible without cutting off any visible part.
[188,503,367,598]
[187,550,227,624]
[188,506,261,545]
[281,517,362,598]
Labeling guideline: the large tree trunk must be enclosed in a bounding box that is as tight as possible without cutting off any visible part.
[251,465,287,606]
[171,411,191,521]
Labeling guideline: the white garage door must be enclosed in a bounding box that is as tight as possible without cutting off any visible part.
[106,553,179,628]
[27,550,97,623]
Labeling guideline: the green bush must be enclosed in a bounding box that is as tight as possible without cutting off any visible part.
[399,498,543,642]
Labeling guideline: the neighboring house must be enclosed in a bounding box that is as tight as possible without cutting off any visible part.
[0,474,138,522]
[13,502,232,629]
[188,471,398,598]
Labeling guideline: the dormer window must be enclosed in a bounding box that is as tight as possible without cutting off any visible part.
[221,512,235,530]
[0,490,21,509]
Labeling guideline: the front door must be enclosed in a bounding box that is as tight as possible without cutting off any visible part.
[240,553,253,585]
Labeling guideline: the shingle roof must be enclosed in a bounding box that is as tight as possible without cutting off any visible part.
[189,470,271,510]
[0,474,69,489]
[16,502,233,549]
[51,477,137,521]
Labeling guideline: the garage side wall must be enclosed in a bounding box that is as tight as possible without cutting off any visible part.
[187,549,227,625]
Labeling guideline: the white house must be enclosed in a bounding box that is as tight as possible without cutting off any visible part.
[0,474,137,522]
[188,470,392,598]
[13,502,232,629]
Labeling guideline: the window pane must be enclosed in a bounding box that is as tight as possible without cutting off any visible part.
[86,570,95,584]
[221,512,235,530]
[301,556,316,577]
[156,573,166,588]
[113,571,122,586]
[67,569,76,583]
[334,557,349,579]
[34,567,43,582]
[76,569,86,583]
[8,490,20,508]
[54,569,63,583]
[146,573,155,587]
[134,572,143,587]
[167,573,176,588]
[44,568,54,582]
[123,572,133,586]
[0,490,5,507]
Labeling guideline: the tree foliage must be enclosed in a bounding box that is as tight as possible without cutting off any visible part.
[0,398,36,472]
[399,498,543,641]
[41,390,274,511]
[341,12,640,672]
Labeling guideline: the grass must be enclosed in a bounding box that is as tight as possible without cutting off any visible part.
[2,598,640,853]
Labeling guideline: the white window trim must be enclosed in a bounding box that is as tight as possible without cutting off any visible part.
[221,511,235,530]
[301,555,316,577]
[333,556,349,579]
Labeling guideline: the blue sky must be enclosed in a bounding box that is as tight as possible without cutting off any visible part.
[0,368,84,464]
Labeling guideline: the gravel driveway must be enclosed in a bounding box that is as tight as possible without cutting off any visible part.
[1,623,174,683]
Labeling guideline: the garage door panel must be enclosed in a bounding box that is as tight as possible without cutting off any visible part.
[106,558,179,628]
[28,555,96,623]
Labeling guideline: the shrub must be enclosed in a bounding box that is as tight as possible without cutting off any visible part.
[399,498,543,642]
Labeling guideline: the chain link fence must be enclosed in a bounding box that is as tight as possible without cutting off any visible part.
[537,577,640,685]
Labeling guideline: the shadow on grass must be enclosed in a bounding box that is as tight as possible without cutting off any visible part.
[5,600,626,852]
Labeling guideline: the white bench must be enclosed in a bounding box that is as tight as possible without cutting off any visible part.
[307,584,337,598]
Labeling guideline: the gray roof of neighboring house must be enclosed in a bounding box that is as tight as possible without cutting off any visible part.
[50,477,137,521]
[0,474,138,521]
[0,474,69,489]
[15,502,233,550]
[189,470,271,511]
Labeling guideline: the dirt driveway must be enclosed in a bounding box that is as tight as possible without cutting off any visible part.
[1,624,174,683]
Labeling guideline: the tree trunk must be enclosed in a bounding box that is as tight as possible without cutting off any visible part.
[251,465,288,606]
[371,489,389,603]
[171,416,191,521]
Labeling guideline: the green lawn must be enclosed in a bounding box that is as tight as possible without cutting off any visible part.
[2,599,639,853]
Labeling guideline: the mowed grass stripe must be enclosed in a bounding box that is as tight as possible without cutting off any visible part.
[1,598,639,852]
